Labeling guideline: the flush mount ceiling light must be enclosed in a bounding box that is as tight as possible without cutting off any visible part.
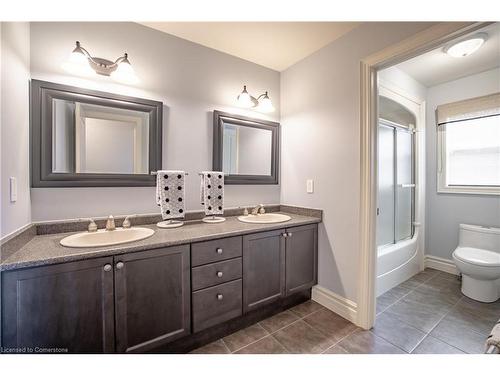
[236,85,275,113]
[443,33,488,58]
[62,41,139,84]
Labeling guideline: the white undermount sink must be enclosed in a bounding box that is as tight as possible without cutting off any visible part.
[237,213,292,224]
[60,227,155,248]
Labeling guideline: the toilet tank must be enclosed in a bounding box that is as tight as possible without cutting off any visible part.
[459,224,500,252]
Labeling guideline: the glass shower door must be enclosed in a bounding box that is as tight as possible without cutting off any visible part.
[377,122,414,247]
[377,124,395,247]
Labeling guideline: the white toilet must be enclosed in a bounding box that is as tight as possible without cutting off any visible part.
[452,224,500,303]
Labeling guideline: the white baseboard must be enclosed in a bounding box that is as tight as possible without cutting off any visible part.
[425,255,459,275]
[311,285,358,324]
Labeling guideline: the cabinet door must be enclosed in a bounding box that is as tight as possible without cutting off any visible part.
[243,229,285,312]
[114,245,191,353]
[285,224,318,295]
[1,257,115,353]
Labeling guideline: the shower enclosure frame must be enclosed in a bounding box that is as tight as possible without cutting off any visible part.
[377,117,416,247]
[357,22,492,330]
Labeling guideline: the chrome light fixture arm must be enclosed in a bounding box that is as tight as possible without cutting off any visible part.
[72,41,129,76]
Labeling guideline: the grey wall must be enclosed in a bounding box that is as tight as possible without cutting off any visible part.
[425,67,500,260]
[29,22,281,222]
[0,22,31,238]
[280,22,435,302]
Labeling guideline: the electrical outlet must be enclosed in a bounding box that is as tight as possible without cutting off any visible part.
[9,177,17,202]
[306,179,314,193]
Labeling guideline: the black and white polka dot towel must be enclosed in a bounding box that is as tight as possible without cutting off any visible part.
[200,171,224,216]
[156,170,186,220]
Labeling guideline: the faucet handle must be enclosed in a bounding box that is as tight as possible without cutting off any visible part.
[80,218,97,232]
[259,206,266,214]
[122,214,136,229]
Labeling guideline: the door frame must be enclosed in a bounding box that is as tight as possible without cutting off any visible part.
[357,22,492,330]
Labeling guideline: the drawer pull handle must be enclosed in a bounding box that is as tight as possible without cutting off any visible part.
[116,262,124,270]
[216,271,223,278]
[103,264,112,272]
[217,293,224,300]
[216,248,223,254]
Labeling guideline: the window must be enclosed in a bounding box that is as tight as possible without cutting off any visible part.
[437,93,500,195]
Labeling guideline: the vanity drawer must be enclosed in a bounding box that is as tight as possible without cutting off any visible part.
[192,279,242,332]
[191,236,242,266]
[192,257,242,291]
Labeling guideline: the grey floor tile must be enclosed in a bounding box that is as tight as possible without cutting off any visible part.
[456,296,500,322]
[430,317,487,354]
[303,308,358,342]
[234,336,288,354]
[190,339,230,354]
[323,344,349,354]
[376,285,411,314]
[260,310,299,334]
[222,323,268,352]
[337,330,405,354]
[403,289,455,314]
[446,306,497,335]
[412,269,439,283]
[416,274,462,303]
[411,336,465,354]
[385,298,446,333]
[289,300,324,318]
[273,320,333,354]
[372,312,426,352]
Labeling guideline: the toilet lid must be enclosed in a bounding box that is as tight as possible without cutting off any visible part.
[454,247,500,267]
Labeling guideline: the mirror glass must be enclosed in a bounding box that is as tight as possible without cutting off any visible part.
[52,99,149,174]
[222,123,272,176]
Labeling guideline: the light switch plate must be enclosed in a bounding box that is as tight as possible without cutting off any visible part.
[306,179,314,194]
[9,177,17,202]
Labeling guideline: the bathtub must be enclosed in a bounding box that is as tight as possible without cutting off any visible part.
[376,227,422,297]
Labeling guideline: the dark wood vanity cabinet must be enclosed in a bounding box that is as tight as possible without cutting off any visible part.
[1,257,116,353]
[1,246,191,353]
[243,229,286,312]
[284,224,318,295]
[1,222,318,353]
[114,245,191,353]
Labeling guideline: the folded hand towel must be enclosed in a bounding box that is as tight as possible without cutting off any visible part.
[156,170,186,220]
[200,171,224,216]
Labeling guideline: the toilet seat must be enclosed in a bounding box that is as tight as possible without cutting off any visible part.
[453,247,500,267]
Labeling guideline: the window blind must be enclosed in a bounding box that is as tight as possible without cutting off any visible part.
[436,92,500,126]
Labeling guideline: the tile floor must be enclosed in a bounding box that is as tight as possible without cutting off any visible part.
[191,269,500,354]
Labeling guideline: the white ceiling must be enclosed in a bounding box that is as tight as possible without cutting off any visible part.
[140,22,360,71]
[397,23,500,87]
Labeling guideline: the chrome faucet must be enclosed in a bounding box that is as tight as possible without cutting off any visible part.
[105,215,116,231]
[251,204,265,215]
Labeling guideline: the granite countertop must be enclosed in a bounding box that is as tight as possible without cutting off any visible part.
[0,212,321,272]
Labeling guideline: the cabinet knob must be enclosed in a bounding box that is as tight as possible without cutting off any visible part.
[282,233,288,237]
[216,271,223,278]
[216,248,223,254]
[216,293,224,301]
[116,261,124,270]
[288,232,293,237]
[103,264,112,272]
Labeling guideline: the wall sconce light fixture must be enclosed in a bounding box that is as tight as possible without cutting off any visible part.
[62,41,139,84]
[236,85,275,113]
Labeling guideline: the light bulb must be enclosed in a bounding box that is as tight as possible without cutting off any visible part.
[111,57,139,85]
[237,85,255,108]
[445,34,487,58]
[257,92,274,113]
[62,49,94,77]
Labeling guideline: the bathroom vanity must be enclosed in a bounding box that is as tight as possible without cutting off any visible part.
[0,209,320,353]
